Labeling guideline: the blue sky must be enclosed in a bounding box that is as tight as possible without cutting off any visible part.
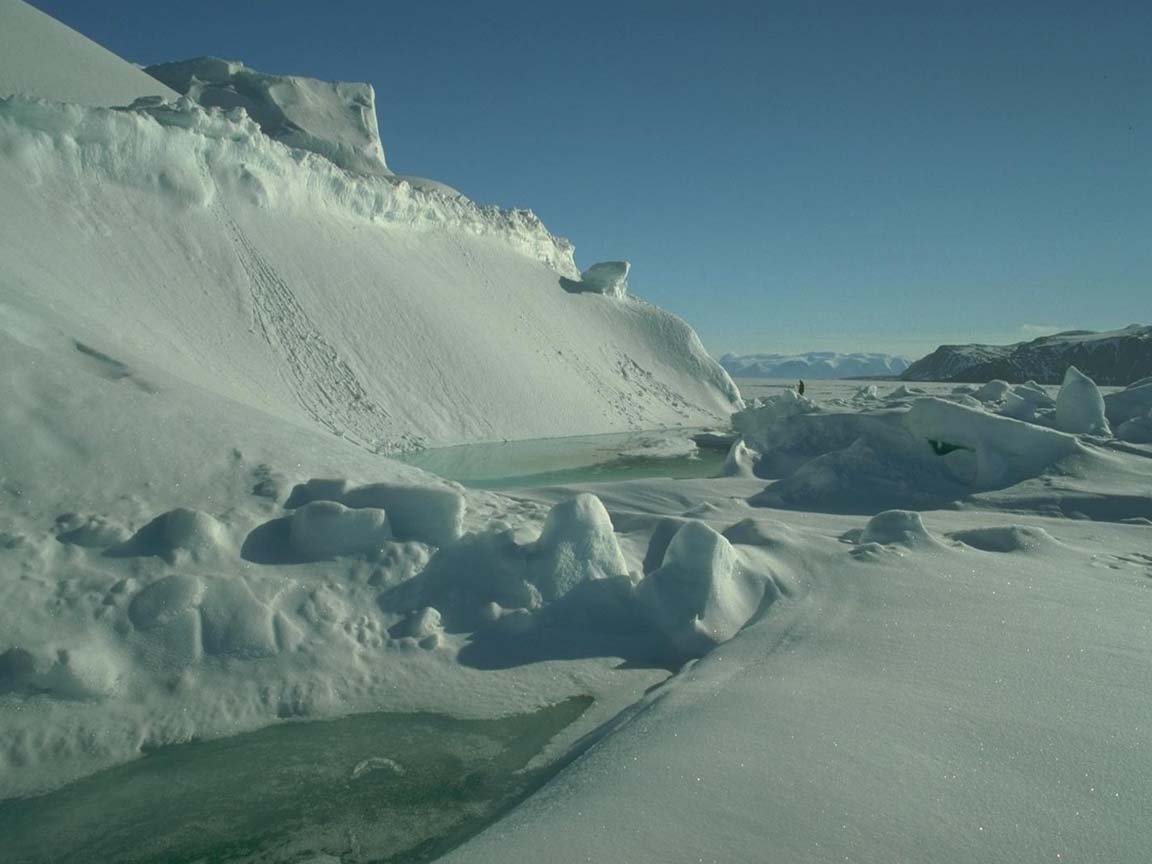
[35,0,1152,359]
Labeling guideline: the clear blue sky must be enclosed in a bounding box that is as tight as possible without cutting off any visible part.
[34,0,1152,359]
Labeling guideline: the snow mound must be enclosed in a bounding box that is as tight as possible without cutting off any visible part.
[858,510,937,547]
[1054,366,1111,436]
[529,494,628,601]
[112,508,231,564]
[0,0,176,107]
[128,574,206,631]
[145,56,389,177]
[284,480,465,548]
[949,525,1058,553]
[288,500,392,560]
[639,521,765,658]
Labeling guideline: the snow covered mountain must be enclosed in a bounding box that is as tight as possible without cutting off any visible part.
[719,351,910,379]
[903,324,1152,385]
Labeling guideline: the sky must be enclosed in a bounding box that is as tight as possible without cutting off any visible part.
[32,0,1152,360]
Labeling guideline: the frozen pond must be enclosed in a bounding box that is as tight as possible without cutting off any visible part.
[398,429,729,489]
[1,698,591,864]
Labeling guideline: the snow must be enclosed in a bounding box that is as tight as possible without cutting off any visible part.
[1054,365,1111,436]
[288,500,392,560]
[3,8,1152,863]
[145,56,390,177]
[0,94,741,452]
[0,0,176,107]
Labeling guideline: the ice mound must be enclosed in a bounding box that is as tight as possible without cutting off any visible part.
[145,57,389,177]
[561,261,630,298]
[856,511,938,547]
[949,525,1058,553]
[289,500,391,560]
[638,521,765,658]
[1054,366,1111,436]
[528,494,629,601]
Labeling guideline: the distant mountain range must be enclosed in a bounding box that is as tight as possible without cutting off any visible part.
[902,325,1152,385]
[719,352,910,379]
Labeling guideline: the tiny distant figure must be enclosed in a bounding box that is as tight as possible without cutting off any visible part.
[797,379,806,397]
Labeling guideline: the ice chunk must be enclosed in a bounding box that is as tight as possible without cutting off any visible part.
[639,521,762,657]
[145,57,389,176]
[289,500,391,560]
[1054,366,1111,436]
[529,494,628,601]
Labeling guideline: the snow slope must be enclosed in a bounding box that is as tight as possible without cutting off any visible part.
[903,324,1152,385]
[0,0,176,106]
[0,95,740,452]
[720,351,910,379]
